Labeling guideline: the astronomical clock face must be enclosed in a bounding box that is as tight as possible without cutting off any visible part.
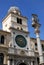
[15,35,27,48]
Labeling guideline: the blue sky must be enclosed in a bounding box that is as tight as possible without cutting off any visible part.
[0,0,44,40]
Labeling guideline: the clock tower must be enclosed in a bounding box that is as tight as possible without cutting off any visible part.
[2,6,35,65]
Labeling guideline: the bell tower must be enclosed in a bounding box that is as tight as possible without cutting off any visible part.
[2,6,28,32]
[2,6,31,50]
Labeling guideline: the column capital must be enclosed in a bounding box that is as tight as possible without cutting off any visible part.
[35,29,40,34]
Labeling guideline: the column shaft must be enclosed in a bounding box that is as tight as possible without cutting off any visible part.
[36,33,44,64]
[31,61,33,65]
[8,60,10,65]
[4,54,7,64]
[12,60,14,65]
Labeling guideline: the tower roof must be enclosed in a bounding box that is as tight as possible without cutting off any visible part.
[8,6,21,15]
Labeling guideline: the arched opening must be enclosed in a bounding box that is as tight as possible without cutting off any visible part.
[21,28,23,30]
[1,35,4,44]
[19,63,26,65]
[0,53,4,64]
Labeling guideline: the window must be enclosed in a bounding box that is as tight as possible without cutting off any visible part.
[35,43,37,50]
[17,18,22,24]
[17,18,19,23]
[0,53,4,64]
[1,35,4,44]
[42,44,44,51]
[37,57,39,65]
[20,19,22,24]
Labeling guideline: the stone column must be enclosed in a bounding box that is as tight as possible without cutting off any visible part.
[8,59,10,65]
[4,35,7,45]
[31,61,33,65]
[32,14,44,65]
[12,60,14,65]
[36,32,44,64]
[36,57,38,65]
[4,54,7,64]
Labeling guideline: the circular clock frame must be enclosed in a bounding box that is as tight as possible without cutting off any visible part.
[15,35,27,48]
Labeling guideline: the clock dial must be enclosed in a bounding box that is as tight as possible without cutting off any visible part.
[15,35,27,48]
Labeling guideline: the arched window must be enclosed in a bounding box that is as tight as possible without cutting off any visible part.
[1,35,4,44]
[0,53,4,64]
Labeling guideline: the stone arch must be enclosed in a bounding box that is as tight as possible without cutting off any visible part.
[16,60,28,65]
[19,63,26,65]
